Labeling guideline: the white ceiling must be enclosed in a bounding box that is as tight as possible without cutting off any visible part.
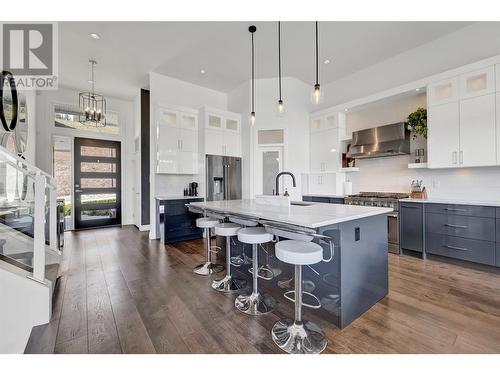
[58,21,473,99]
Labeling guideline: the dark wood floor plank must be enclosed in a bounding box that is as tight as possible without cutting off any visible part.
[25,225,500,354]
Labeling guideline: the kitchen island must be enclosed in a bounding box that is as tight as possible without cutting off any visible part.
[190,199,392,328]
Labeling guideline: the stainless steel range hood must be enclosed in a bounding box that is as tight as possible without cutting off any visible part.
[346,122,410,159]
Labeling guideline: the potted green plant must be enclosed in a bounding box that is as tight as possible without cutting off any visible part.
[406,107,427,140]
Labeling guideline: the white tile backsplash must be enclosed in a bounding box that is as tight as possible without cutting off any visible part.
[349,155,500,201]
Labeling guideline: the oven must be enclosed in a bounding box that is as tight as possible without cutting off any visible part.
[387,212,399,254]
[345,192,408,255]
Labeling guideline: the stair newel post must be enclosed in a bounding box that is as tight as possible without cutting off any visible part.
[49,186,57,251]
[33,173,47,282]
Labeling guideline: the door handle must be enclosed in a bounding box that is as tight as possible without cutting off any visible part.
[452,151,457,164]
[445,223,468,229]
[444,244,469,252]
[459,151,463,164]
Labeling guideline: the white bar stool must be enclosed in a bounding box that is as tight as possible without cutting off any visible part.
[228,215,258,266]
[235,227,275,315]
[211,222,247,292]
[271,239,327,354]
[193,217,224,275]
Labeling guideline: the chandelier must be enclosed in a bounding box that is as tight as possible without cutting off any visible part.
[79,59,106,127]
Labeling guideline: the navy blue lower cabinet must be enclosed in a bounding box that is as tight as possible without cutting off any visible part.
[425,213,495,242]
[162,198,203,244]
[426,233,496,266]
[399,203,423,253]
[496,244,500,267]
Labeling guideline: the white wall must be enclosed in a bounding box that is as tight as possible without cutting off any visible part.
[0,263,50,353]
[228,77,311,201]
[149,72,228,238]
[35,86,136,225]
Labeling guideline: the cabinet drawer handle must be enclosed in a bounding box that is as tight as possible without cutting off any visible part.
[444,244,469,252]
[444,208,467,212]
[445,224,468,229]
[452,151,457,164]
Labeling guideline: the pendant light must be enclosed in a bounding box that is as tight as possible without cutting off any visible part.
[311,21,323,105]
[249,25,256,125]
[79,59,107,127]
[276,21,284,114]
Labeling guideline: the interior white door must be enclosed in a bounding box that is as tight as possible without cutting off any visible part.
[459,94,497,167]
[427,102,460,169]
[256,146,283,195]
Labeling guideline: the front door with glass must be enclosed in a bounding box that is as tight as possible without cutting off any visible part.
[74,137,121,229]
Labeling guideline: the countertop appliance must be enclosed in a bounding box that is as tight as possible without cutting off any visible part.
[206,155,242,201]
[344,192,409,254]
[346,122,410,159]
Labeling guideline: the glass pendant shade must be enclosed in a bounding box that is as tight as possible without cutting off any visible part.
[277,99,284,114]
[311,83,324,105]
[250,111,256,125]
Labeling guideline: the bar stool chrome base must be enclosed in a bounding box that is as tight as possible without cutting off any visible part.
[211,275,246,292]
[271,319,327,354]
[193,261,224,276]
[235,291,275,315]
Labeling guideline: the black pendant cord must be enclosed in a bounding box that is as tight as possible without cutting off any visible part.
[252,30,255,113]
[278,21,282,102]
[315,21,319,86]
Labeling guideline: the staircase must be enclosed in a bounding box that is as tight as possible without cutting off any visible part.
[0,145,61,353]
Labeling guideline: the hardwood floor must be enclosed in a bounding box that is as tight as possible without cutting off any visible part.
[25,225,500,354]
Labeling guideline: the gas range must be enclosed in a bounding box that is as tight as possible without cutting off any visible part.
[344,192,409,211]
[344,192,409,254]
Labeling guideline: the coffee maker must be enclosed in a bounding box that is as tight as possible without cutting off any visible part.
[189,182,198,197]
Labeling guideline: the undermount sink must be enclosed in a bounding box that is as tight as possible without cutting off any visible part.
[290,201,314,206]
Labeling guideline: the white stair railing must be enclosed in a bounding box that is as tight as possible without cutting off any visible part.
[0,145,58,283]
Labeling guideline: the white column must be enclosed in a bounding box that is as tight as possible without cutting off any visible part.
[33,173,47,282]
[49,187,57,251]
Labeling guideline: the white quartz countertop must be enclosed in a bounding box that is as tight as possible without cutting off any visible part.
[190,199,392,228]
[155,196,204,201]
[399,198,500,207]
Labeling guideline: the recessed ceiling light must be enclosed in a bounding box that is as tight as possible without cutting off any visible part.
[415,88,420,92]
[344,108,348,112]
[200,69,206,74]
[323,59,331,65]
[90,33,100,40]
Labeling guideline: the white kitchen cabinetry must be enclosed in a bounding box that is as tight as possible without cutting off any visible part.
[427,102,460,169]
[302,173,345,195]
[497,93,500,165]
[200,107,241,157]
[309,112,345,173]
[459,66,495,99]
[156,107,198,174]
[427,65,498,169]
[459,94,496,167]
[427,77,459,106]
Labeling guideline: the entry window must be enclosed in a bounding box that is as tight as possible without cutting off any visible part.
[54,103,119,135]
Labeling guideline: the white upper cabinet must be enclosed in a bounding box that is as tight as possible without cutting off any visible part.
[459,94,497,167]
[309,111,344,173]
[427,77,459,106]
[497,93,500,166]
[427,64,499,168]
[459,66,495,100]
[427,102,460,169]
[200,107,242,157]
[156,106,198,175]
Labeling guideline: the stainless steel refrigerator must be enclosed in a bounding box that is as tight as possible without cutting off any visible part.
[206,155,242,201]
